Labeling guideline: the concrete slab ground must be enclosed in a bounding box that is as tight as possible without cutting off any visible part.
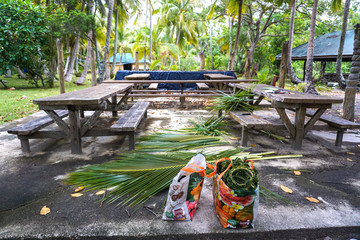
[0,100,359,239]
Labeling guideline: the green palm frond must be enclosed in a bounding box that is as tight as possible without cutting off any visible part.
[211,90,257,112]
[135,132,228,152]
[65,132,303,207]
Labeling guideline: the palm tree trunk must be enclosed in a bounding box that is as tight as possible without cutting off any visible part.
[103,0,114,81]
[287,0,302,84]
[343,23,360,121]
[304,0,319,94]
[64,38,80,82]
[228,15,232,70]
[56,39,65,94]
[111,6,119,76]
[210,20,214,70]
[335,0,350,89]
[229,0,243,71]
[76,31,92,84]
[149,5,153,65]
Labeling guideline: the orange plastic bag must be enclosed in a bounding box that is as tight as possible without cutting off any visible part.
[211,158,259,229]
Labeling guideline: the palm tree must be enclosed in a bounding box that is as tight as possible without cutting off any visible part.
[335,0,351,89]
[103,0,114,81]
[287,0,302,84]
[156,0,200,66]
[304,0,319,94]
[228,0,244,71]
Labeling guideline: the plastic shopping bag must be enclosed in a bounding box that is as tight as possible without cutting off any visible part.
[162,153,206,221]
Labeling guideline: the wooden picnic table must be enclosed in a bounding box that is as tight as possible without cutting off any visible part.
[203,73,257,89]
[33,84,132,154]
[232,83,343,149]
[124,73,150,80]
[124,74,151,89]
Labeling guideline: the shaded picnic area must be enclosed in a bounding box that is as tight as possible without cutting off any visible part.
[0,85,359,238]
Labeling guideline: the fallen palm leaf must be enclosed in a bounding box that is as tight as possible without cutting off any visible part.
[40,206,50,215]
[65,132,302,207]
[74,186,84,192]
[305,197,320,203]
[71,193,83,198]
[280,185,293,194]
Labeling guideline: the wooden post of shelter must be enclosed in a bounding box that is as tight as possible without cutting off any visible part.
[56,39,65,94]
[343,23,360,121]
[279,41,289,88]
[135,51,139,70]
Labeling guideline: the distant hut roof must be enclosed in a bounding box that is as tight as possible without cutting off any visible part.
[109,53,149,64]
[276,30,354,62]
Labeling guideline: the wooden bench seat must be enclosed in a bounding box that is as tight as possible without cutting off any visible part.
[230,110,329,147]
[148,83,158,90]
[110,101,150,150]
[305,109,360,146]
[7,110,69,152]
[230,111,286,146]
[196,83,210,90]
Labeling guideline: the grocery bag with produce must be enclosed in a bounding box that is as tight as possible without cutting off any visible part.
[162,153,206,221]
[212,157,259,228]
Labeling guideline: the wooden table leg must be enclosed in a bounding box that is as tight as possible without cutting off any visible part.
[180,83,185,107]
[112,95,118,117]
[293,106,306,149]
[69,109,82,154]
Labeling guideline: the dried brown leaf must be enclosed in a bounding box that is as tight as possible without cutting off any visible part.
[71,193,83,198]
[305,197,320,203]
[250,144,256,147]
[280,185,293,194]
[294,171,301,176]
[40,206,50,215]
[95,190,106,195]
[74,186,85,192]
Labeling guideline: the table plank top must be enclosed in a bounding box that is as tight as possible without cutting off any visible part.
[103,79,257,84]
[203,73,236,79]
[33,84,132,106]
[234,83,343,104]
[124,73,150,80]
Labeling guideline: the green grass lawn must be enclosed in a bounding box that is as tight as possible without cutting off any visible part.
[0,76,92,124]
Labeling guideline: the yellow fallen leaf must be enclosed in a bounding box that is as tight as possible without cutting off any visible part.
[71,193,83,198]
[347,158,353,162]
[230,137,239,140]
[95,190,106,195]
[40,206,51,215]
[305,197,320,203]
[250,144,256,147]
[75,186,85,192]
[347,152,355,155]
[280,185,293,194]
[294,171,301,176]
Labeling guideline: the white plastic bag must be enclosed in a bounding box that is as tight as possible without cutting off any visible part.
[162,153,206,221]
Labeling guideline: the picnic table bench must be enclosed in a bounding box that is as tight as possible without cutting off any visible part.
[110,101,150,150]
[231,83,343,149]
[304,109,360,147]
[6,84,152,154]
[7,110,69,153]
[230,110,329,147]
